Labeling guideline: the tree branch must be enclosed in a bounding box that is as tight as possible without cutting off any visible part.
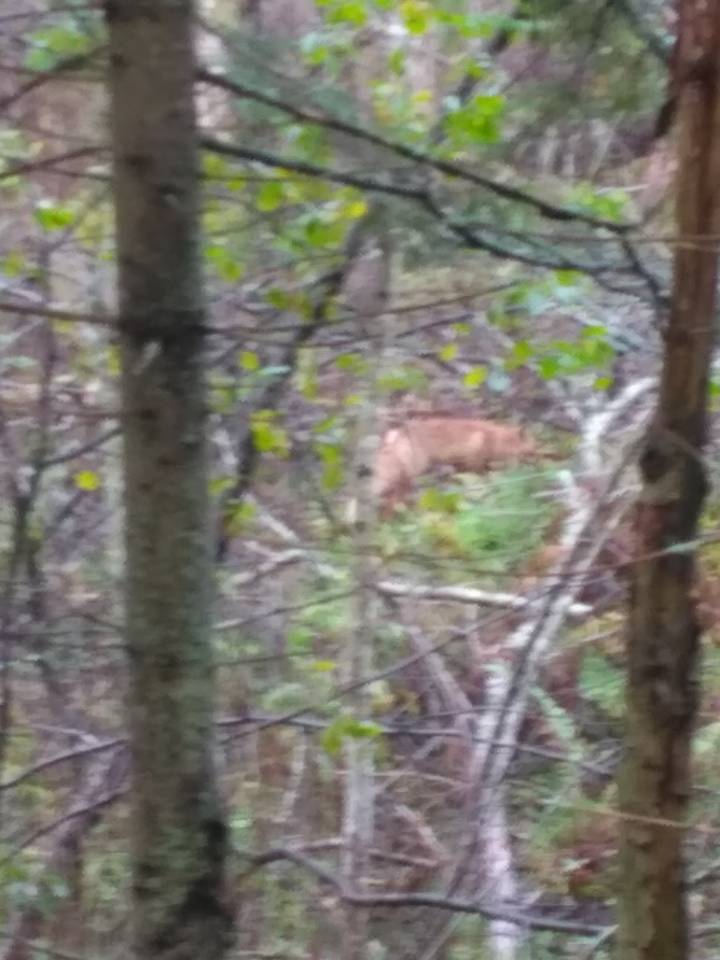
[241,846,606,936]
[198,70,633,234]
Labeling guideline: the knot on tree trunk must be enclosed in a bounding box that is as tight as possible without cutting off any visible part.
[638,426,708,509]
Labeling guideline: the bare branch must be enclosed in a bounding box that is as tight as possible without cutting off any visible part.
[242,846,606,936]
[376,579,592,618]
[198,69,634,234]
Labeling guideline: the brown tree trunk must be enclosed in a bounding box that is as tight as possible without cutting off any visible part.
[105,2,232,958]
[617,3,720,959]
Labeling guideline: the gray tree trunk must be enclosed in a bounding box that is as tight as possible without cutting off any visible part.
[105,2,232,958]
[617,2,720,958]
[340,226,390,960]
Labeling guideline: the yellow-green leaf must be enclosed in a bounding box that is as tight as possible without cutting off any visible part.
[342,199,368,219]
[239,350,260,372]
[75,470,100,491]
[311,660,337,672]
[463,365,487,389]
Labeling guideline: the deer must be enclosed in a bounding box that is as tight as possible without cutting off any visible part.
[371,414,541,516]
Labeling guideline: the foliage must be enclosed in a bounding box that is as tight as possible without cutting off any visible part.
[1,0,711,958]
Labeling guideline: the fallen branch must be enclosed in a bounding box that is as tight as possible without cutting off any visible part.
[376,579,591,617]
[241,846,606,937]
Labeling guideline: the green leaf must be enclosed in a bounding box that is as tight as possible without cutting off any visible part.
[2,251,27,277]
[310,659,337,672]
[321,714,382,756]
[265,288,293,310]
[239,350,260,372]
[312,414,339,435]
[321,719,344,756]
[203,153,229,179]
[532,687,577,746]
[34,201,74,231]
[315,441,344,490]
[417,487,460,513]
[300,32,332,66]
[554,269,582,287]
[350,719,382,739]
[387,48,406,75]
[326,0,368,26]
[287,626,314,652]
[206,244,244,282]
[106,345,121,377]
[335,353,366,373]
[74,470,100,491]
[290,124,333,165]
[538,356,560,379]
[340,199,369,220]
[210,381,237,414]
[250,412,289,456]
[377,367,427,392]
[263,681,312,711]
[303,216,343,247]
[209,475,235,497]
[505,340,534,370]
[256,181,285,212]
[579,652,624,719]
[582,339,614,366]
[298,365,318,399]
[24,24,93,70]
[439,342,458,362]
[463,365,487,389]
[444,94,504,145]
[569,185,628,222]
[400,0,431,34]
[224,499,257,534]
[24,47,56,71]
[582,324,608,338]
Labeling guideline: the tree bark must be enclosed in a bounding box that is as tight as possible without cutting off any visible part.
[340,224,390,960]
[617,3,720,958]
[105,2,232,958]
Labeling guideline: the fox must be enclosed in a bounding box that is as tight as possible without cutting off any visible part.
[371,416,540,516]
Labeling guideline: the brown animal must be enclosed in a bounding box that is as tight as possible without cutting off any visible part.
[372,416,540,515]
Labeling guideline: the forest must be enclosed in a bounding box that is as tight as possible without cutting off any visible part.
[1,1,719,959]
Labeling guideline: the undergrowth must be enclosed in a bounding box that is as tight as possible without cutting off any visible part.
[380,464,559,586]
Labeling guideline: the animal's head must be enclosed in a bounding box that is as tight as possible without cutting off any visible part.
[484,423,541,465]
[371,429,412,497]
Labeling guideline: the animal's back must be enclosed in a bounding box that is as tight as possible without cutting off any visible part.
[403,417,536,471]
[371,414,540,514]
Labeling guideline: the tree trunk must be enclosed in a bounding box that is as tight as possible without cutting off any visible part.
[105,2,232,958]
[340,224,390,960]
[617,4,720,958]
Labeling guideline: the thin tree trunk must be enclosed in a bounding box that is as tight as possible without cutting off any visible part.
[105,2,232,958]
[340,222,390,960]
[617,4,720,958]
